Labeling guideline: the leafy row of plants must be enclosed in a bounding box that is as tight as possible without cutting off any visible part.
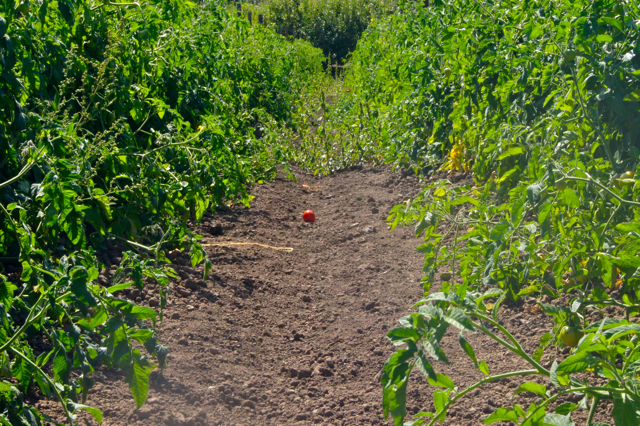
[298,0,640,424]
[237,0,397,63]
[0,0,326,423]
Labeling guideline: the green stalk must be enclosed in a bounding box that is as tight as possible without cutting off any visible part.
[0,294,46,354]
[518,387,588,425]
[425,369,540,426]
[0,290,71,354]
[622,341,640,375]
[0,151,43,190]
[586,396,599,426]
[9,347,74,425]
[563,175,640,208]
[470,312,549,374]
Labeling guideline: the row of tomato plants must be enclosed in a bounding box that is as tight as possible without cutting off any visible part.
[298,0,640,424]
[0,0,327,423]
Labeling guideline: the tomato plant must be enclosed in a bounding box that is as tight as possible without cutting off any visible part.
[317,0,640,424]
[0,0,327,423]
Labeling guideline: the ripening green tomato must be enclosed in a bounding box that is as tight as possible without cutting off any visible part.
[17,1,30,14]
[614,171,635,188]
[563,50,577,61]
[612,4,624,14]
[443,68,452,78]
[440,272,452,281]
[560,326,584,347]
[555,179,567,191]
[575,269,589,284]
[576,274,589,284]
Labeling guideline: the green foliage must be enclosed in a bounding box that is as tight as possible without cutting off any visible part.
[262,0,397,62]
[342,0,640,425]
[0,0,326,423]
[302,0,640,176]
[382,288,640,426]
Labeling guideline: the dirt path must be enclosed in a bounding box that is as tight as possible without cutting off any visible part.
[49,165,426,425]
[39,165,615,426]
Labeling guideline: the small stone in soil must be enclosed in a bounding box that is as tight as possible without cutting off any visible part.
[178,338,189,346]
[371,207,379,214]
[184,279,199,290]
[316,367,333,377]
[297,369,312,379]
[170,312,181,320]
[209,348,220,355]
[242,400,256,409]
[148,297,160,307]
[186,305,195,311]
[300,295,312,303]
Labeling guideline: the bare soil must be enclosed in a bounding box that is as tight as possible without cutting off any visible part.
[39,165,614,425]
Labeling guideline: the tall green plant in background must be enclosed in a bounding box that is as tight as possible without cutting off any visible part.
[325,0,640,424]
[0,0,326,423]
[298,0,640,177]
[263,0,397,62]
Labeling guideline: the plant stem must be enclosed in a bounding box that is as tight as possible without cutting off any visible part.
[470,312,549,374]
[0,149,43,190]
[586,396,599,425]
[0,295,46,354]
[564,175,640,208]
[519,387,588,425]
[425,369,540,426]
[10,347,75,425]
[0,290,70,354]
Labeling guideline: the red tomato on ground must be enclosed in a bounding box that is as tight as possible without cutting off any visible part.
[302,210,316,222]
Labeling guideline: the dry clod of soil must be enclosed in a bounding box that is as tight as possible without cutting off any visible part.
[209,223,224,235]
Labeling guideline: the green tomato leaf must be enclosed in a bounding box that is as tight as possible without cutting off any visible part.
[482,407,519,424]
[107,281,134,294]
[513,382,547,398]
[543,413,574,426]
[433,390,449,422]
[427,373,455,389]
[612,393,640,426]
[0,279,17,307]
[557,350,593,374]
[554,402,577,416]
[128,352,156,409]
[387,327,422,345]
[68,402,103,424]
[414,349,437,381]
[458,332,478,367]
[443,308,475,332]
